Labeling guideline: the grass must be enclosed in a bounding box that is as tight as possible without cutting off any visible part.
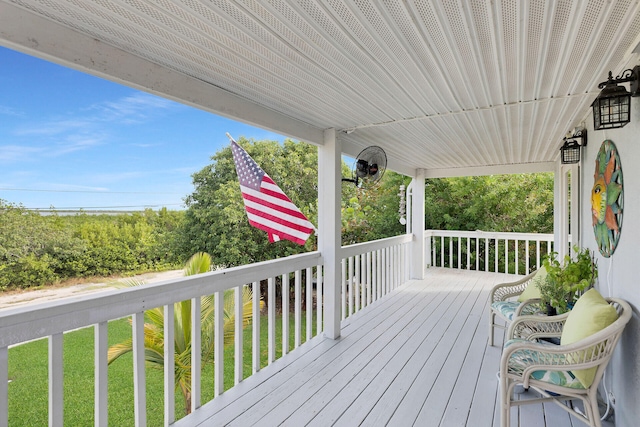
[8,309,318,426]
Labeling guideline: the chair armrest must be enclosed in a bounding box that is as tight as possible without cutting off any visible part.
[507,312,570,341]
[490,270,537,303]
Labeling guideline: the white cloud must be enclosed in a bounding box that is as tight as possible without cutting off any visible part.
[0,105,24,117]
[0,145,43,162]
[92,92,179,124]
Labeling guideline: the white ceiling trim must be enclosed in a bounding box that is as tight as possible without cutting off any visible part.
[424,162,556,179]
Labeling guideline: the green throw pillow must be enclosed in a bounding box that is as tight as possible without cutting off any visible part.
[560,288,618,388]
[517,268,546,303]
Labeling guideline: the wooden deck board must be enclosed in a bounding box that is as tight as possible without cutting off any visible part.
[173,268,613,427]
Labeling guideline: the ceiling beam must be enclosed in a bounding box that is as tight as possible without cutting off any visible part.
[424,162,556,178]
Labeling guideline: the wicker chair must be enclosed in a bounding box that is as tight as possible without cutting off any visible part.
[488,269,543,346]
[499,297,631,427]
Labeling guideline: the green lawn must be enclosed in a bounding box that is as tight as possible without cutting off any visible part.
[8,310,317,426]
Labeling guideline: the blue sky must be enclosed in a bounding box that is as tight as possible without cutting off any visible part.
[0,46,286,211]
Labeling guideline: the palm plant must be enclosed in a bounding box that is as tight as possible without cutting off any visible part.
[107,252,261,414]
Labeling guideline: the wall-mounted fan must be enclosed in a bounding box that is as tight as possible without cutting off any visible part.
[342,146,387,186]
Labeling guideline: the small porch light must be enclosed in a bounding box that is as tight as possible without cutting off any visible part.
[592,66,640,130]
[560,128,587,164]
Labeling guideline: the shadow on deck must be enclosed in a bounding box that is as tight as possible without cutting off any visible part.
[176,268,612,427]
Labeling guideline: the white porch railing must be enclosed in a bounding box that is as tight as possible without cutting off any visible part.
[0,252,323,426]
[340,234,412,321]
[424,230,554,275]
[0,235,414,426]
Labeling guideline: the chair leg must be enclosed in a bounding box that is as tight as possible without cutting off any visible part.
[489,311,495,346]
[586,394,602,427]
[500,375,510,427]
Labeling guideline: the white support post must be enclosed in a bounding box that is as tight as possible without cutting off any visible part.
[318,128,342,339]
[411,169,426,279]
[570,163,580,250]
[554,163,570,260]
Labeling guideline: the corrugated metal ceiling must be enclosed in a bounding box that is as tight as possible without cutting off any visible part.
[2,0,640,176]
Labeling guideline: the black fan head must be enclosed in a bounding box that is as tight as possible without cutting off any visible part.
[350,146,387,185]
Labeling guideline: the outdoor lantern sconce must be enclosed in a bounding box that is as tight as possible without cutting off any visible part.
[560,128,587,164]
[592,66,640,130]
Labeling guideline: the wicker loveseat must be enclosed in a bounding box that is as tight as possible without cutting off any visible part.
[499,292,631,427]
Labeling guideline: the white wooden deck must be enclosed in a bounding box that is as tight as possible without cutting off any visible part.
[175,268,611,427]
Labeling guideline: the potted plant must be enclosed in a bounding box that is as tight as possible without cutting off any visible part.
[539,246,598,315]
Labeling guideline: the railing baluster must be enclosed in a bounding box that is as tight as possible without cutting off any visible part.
[348,257,354,317]
[306,268,313,342]
[132,312,146,427]
[252,281,260,373]
[234,286,243,384]
[282,273,289,356]
[485,238,489,272]
[384,247,389,293]
[526,240,530,273]
[164,304,175,426]
[505,238,509,274]
[268,277,275,364]
[355,255,360,312]
[191,297,201,411]
[536,240,541,269]
[95,322,108,427]
[341,259,346,320]
[49,333,64,427]
[295,270,301,348]
[214,291,224,397]
[466,237,470,270]
[316,265,323,335]
[376,249,382,299]
[366,252,372,306]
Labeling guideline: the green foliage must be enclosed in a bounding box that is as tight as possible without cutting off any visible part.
[107,252,261,415]
[0,200,184,290]
[425,173,554,233]
[179,138,410,265]
[539,246,598,314]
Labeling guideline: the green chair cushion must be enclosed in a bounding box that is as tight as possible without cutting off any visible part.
[517,268,546,303]
[491,301,520,321]
[504,339,584,389]
[560,288,618,388]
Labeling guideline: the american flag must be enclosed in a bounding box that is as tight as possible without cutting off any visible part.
[229,137,315,245]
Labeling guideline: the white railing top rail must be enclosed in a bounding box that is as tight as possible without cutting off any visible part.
[340,234,413,259]
[0,251,322,348]
[425,229,553,241]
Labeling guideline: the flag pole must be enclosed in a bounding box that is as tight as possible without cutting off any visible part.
[226,132,236,143]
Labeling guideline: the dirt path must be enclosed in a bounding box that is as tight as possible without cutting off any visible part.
[0,270,184,310]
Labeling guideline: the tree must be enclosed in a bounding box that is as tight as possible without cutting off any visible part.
[177,138,320,266]
[424,173,554,233]
[178,138,412,264]
[107,252,260,415]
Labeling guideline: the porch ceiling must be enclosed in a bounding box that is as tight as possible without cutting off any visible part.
[2,1,640,176]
